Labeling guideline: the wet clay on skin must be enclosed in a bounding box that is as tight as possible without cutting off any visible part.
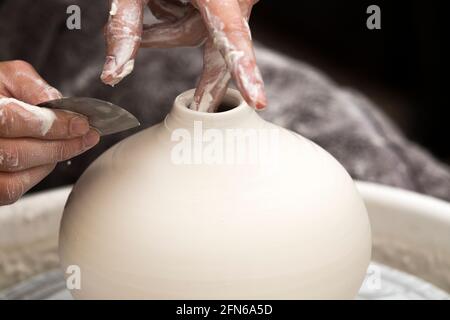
[0,98,56,135]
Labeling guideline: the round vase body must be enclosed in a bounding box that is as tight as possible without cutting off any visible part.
[59,89,371,299]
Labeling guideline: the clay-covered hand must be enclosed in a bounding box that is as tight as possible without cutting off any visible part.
[0,60,100,205]
[101,0,266,112]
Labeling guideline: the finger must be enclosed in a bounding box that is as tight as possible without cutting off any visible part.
[0,97,90,139]
[101,0,147,86]
[192,39,231,112]
[141,8,206,48]
[194,0,266,109]
[147,0,189,22]
[0,129,100,172]
[0,60,62,105]
[0,164,56,205]
[192,0,254,112]
[237,0,257,18]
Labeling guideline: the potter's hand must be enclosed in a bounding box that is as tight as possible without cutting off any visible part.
[0,60,100,205]
[101,0,266,112]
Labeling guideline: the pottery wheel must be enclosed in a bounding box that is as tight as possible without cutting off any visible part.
[0,262,448,300]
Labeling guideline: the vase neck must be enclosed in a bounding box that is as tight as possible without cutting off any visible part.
[165,89,258,131]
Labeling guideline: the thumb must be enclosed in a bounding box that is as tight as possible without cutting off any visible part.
[101,0,147,86]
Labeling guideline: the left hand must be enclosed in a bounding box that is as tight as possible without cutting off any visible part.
[0,60,99,205]
[101,0,266,112]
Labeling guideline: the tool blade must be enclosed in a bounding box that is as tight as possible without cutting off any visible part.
[38,97,140,136]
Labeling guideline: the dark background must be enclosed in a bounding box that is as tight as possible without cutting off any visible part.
[251,0,449,163]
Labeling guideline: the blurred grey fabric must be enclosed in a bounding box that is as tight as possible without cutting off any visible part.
[0,0,449,201]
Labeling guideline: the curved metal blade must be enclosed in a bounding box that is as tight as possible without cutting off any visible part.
[38,97,140,136]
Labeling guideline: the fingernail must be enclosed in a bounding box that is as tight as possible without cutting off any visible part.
[102,56,116,73]
[83,129,100,148]
[237,60,267,110]
[101,57,134,87]
[101,56,117,85]
[70,117,90,136]
[45,86,63,100]
[253,81,267,110]
[254,93,267,110]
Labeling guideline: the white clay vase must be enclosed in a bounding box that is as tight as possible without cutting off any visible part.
[59,89,371,299]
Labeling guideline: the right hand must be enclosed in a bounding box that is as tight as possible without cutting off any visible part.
[0,60,100,205]
[101,0,266,112]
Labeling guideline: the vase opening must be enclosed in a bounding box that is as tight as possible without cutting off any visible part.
[168,89,254,129]
[175,89,244,114]
[215,100,238,113]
